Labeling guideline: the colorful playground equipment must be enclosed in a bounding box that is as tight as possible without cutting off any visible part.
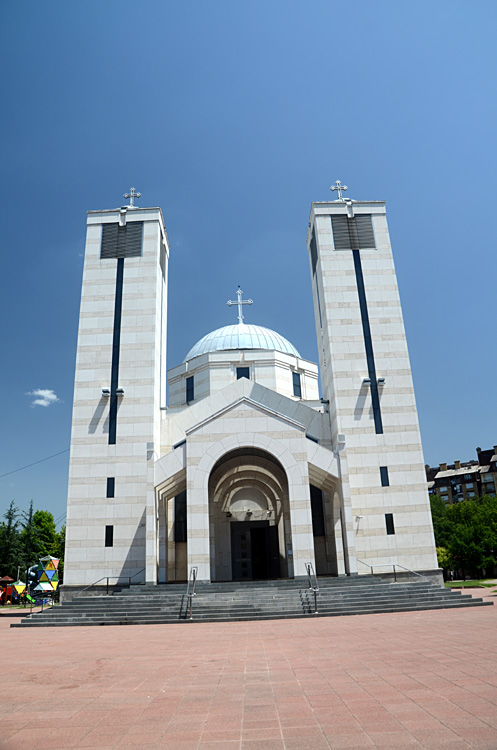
[33,556,60,594]
[0,556,60,606]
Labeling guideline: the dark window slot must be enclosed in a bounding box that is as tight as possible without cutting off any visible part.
[105,525,114,547]
[292,371,302,398]
[109,257,124,445]
[353,249,383,434]
[310,485,326,537]
[237,367,250,380]
[186,376,194,403]
[174,491,187,543]
[310,230,318,275]
[385,513,395,535]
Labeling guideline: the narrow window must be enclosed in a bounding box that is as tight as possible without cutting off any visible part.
[310,485,326,536]
[106,477,115,498]
[292,372,302,398]
[385,513,395,535]
[174,491,187,543]
[310,230,318,275]
[380,466,390,487]
[186,375,194,403]
[237,367,250,380]
[105,525,114,547]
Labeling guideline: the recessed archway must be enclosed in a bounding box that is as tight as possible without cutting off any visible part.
[208,447,291,582]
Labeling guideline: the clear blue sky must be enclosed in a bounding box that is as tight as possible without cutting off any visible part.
[1,1,496,526]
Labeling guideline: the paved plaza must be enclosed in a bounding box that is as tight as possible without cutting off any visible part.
[2,589,497,750]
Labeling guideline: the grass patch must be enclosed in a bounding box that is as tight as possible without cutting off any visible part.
[445,579,497,589]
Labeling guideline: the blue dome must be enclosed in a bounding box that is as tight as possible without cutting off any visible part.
[184,324,301,362]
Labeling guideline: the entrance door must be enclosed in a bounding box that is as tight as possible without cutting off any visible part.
[231,522,280,581]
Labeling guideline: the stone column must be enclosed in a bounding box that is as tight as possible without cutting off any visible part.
[286,455,316,579]
[145,460,158,585]
[186,440,211,581]
[337,445,357,575]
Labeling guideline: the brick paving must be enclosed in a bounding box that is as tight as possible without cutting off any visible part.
[1,587,497,750]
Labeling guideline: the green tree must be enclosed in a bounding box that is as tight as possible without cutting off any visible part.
[21,500,41,569]
[33,510,58,558]
[0,501,23,578]
[436,546,453,572]
[430,495,453,548]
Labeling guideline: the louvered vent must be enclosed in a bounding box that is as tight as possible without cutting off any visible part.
[330,215,375,250]
[100,222,143,259]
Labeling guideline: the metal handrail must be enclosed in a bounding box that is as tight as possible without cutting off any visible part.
[305,562,319,614]
[393,563,435,585]
[356,559,435,585]
[356,558,375,576]
[185,566,198,620]
[75,568,146,597]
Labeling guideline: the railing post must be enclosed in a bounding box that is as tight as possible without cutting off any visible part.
[128,576,131,588]
[370,566,373,576]
[106,578,109,596]
[394,564,397,582]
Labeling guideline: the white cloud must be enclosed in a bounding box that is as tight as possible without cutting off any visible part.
[26,389,60,408]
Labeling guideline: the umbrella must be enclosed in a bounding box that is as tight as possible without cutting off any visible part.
[0,576,14,583]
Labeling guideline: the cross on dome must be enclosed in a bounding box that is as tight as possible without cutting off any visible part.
[330,180,348,201]
[226,286,253,324]
[123,187,141,208]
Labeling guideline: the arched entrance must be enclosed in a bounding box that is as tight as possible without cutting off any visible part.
[208,448,292,582]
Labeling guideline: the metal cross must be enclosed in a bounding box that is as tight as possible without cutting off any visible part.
[123,187,141,208]
[227,286,253,324]
[330,180,348,201]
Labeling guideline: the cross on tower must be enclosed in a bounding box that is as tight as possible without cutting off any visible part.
[227,286,253,324]
[330,180,348,201]
[123,187,141,208]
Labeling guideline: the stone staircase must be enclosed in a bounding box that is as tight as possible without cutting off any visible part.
[11,576,492,628]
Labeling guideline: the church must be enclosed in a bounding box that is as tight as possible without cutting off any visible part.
[63,185,440,594]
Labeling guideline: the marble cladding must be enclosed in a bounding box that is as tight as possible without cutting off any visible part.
[64,207,168,587]
[308,201,438,573]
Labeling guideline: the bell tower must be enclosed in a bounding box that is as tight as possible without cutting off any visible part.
[307,183,439,577]
[64,189,169,593]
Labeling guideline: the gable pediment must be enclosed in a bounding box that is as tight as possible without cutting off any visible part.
[185,396,306,437]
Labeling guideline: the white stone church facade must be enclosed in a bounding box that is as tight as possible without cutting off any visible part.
[63,188,440,593]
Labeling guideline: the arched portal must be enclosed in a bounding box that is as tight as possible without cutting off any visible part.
[208,448,291,581]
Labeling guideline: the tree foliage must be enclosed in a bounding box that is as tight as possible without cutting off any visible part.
[0,502,65,581]
[0,501,23,578]
[431,494,497,578]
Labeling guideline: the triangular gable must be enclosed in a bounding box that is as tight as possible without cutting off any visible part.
[185,396,306,437]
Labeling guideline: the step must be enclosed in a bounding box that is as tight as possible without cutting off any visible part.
[11,578,492,628]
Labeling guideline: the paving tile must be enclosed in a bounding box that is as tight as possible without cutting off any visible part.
[365,731,421,747]
[3,594,497,750]
[241,728,282,740]
[283,737,331,749]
